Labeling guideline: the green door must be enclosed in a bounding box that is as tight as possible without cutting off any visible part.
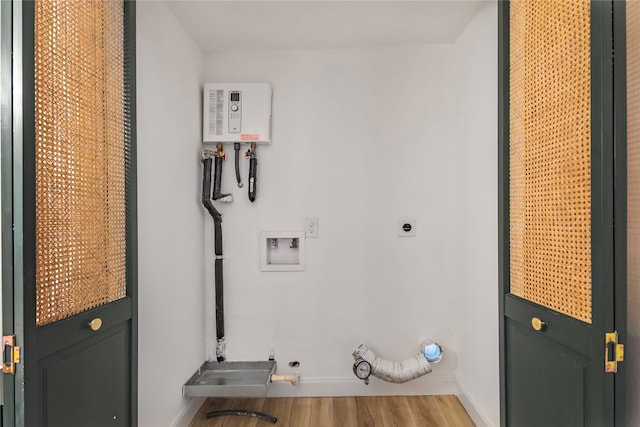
[499,1,626,426]
[1,1,137,426]
[0,0,10,419]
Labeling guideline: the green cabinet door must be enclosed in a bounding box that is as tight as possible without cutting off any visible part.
[499,1,626,426]
[2,1,138,426]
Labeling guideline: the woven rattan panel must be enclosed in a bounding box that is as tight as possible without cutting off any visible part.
[509,0,592,323]
[627,1,640,408]
[35,0,126,326]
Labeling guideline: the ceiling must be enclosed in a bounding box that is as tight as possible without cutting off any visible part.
[164,1,487,53]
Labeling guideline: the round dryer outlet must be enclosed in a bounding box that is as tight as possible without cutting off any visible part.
[398,217,417,237]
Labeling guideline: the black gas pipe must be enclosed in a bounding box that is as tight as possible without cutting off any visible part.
[234,142,243,188]
[247,142,257,202]
[201,156,225,362]
[201,154,278,423]
[213,144,232,203]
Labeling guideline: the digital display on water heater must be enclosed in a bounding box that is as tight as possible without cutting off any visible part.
[230,92,240,102]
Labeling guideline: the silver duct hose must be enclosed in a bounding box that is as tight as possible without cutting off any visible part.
[353,344,432,384]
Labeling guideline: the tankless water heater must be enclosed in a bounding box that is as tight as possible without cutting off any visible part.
[203,83,272,144]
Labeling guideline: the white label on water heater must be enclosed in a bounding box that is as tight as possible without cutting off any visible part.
[208,89,224,136]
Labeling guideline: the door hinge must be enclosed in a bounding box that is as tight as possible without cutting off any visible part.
[2,335,21,375]
[605,331,624,373]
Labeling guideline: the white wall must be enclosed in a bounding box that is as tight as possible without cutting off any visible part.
[453,3,500,427]
[202,45,462,395]
[136,3,205,426]
[136,3,500,425]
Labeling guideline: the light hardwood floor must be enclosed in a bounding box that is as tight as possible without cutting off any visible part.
[189,395,475,427]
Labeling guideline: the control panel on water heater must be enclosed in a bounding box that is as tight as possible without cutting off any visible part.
[203,83,272,144]
[228,91,241,134]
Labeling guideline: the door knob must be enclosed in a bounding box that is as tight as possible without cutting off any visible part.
[531,317,546,331]
[89,318,103,331]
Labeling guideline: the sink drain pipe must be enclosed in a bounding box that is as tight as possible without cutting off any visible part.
[201,155,226,362]
[352,342,441,384]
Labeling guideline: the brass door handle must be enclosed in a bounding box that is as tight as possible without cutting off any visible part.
[89,318,103,331]
[531,317,546,331]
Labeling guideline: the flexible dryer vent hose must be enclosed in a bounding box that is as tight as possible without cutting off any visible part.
[353,344,432,384]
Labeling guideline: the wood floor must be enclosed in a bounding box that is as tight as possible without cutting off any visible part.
[189,395,475,427]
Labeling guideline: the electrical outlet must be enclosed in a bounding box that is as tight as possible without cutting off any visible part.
[305,217,319,238]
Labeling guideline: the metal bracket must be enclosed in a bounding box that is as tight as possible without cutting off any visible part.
[605,331,624,373]
[2,335,21,375]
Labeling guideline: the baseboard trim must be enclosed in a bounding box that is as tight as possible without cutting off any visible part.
[169,397,206,427]
[456,382,494,427]
[267,374,457,397]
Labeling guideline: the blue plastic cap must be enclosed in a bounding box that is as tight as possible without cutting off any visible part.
[424,343,442,362]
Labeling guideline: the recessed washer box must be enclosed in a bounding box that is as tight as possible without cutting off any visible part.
[260,231,306,272]
[203,83,272,144]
